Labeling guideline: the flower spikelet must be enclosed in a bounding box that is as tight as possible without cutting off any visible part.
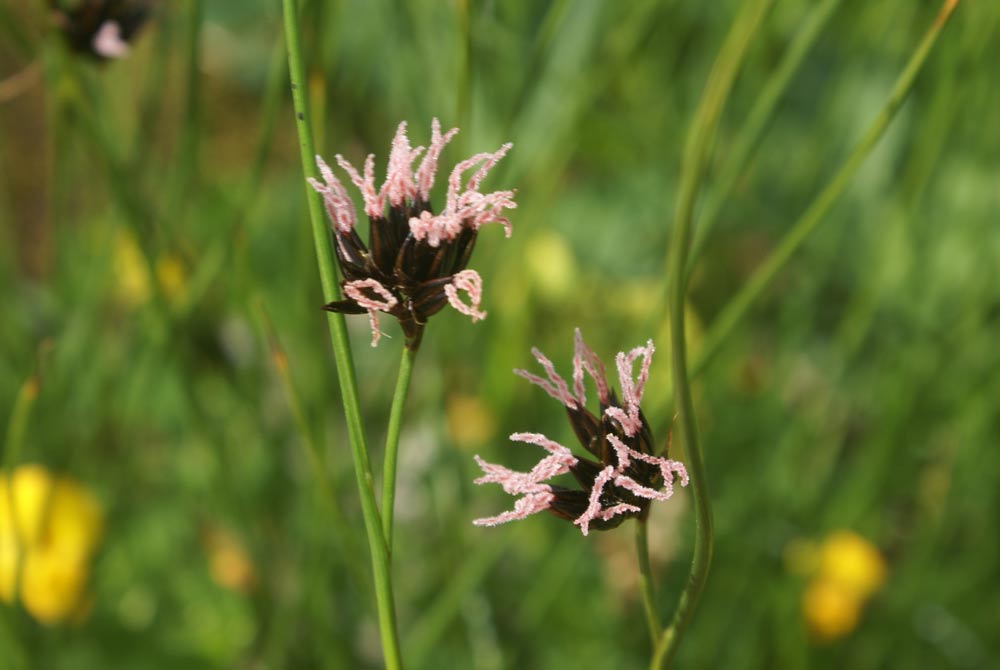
[474,330,688,535]
[309,119,516,350]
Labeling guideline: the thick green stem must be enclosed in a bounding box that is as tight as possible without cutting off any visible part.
[281,1,402,668]
[692,0,961,379]
[655,0,776,666]
[381,344,417,549]
[636,519,661,645]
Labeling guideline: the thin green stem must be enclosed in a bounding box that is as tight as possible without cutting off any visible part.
[636,519,661,645]
[381,344,417,550]
[281,1,401,668]
[655,0,775,665]
[2,372,40,614]
[691,0,961,379]
[164,0,203,218]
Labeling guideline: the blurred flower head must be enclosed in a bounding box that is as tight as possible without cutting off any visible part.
[201,525,256,594]
[473,329,688,536]
[51,0,154,60]
[310,119,516,350]
[795,530,887,642]
[803,577,861,641]
[0,464,104,625]
[817,530,887,599]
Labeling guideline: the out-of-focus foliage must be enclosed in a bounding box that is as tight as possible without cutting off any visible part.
[0,1,997,668]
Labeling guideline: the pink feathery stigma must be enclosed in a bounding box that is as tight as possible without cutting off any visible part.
[605,340,655,437]
[309,156,357,233]
[407,210,439,246]
[573,466,639,536]
[455,190,517,237]
[467,143,512,191]
[606,434,689,497]
[445,152,494,209]
[472,489,555,527]
[335,153,383,219]
[613,474,673,501]
[604,406,642,438]
[444,270,487,322]
[514,347,579,410]
[343,278,398,311]
[571,333,587,408]
[384,121,424,207]
[511,432,578,474]
[415,118,460,201]
[472,432,577,527]
[571,329,611,409]
[408,211,463,248]
[626,340,655,409]
[343,279,398,347]
[92,21,129,58]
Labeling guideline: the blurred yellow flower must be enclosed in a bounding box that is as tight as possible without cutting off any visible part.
[525,231,577,303]
[155,254,189,306]
[202,526,256,594]
[803,577,861,641]
[113,230,151,307]
[113,232,189,308]
[0,465,104,625]
[817,530,886,599]
[796,530,887,642]
[446,393,497,449]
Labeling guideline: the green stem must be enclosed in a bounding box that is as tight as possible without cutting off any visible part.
[165,0,203,216]
[2,373,41,613]
[381,344,417,550]
[636,519,661,645]
[281,1,401,668]
[691,0,961,379]
[655,0,775,665]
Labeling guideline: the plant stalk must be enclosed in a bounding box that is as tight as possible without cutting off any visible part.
[380,344,417,549]
[281,1,402,667]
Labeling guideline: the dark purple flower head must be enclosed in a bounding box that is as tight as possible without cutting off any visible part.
[473,330,688,536]
[51,0,153,60]
[309,119,515,350]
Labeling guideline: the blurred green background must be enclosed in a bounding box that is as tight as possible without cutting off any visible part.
[1,0,998,668]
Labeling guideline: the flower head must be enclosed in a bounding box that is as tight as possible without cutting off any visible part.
[309,119,516,350]
[0,464,104,625]
[473,330,688,536]
[51,0,154,60]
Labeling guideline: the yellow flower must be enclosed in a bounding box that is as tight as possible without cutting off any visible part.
[817,530,886,599]
[0,465,104,625]
[155,254,188,306]
[202,526,256,594]
[797,530,887,642]
[446,393,497,449]
[18,547,90,625]
[803,577,861,641]
[525,231,577,303]
[113,230,152,307]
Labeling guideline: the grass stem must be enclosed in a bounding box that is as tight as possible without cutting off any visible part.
[636,519,662,645]
[655,0,775,665]
[381,344,417,550]
[281,1,402,667]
